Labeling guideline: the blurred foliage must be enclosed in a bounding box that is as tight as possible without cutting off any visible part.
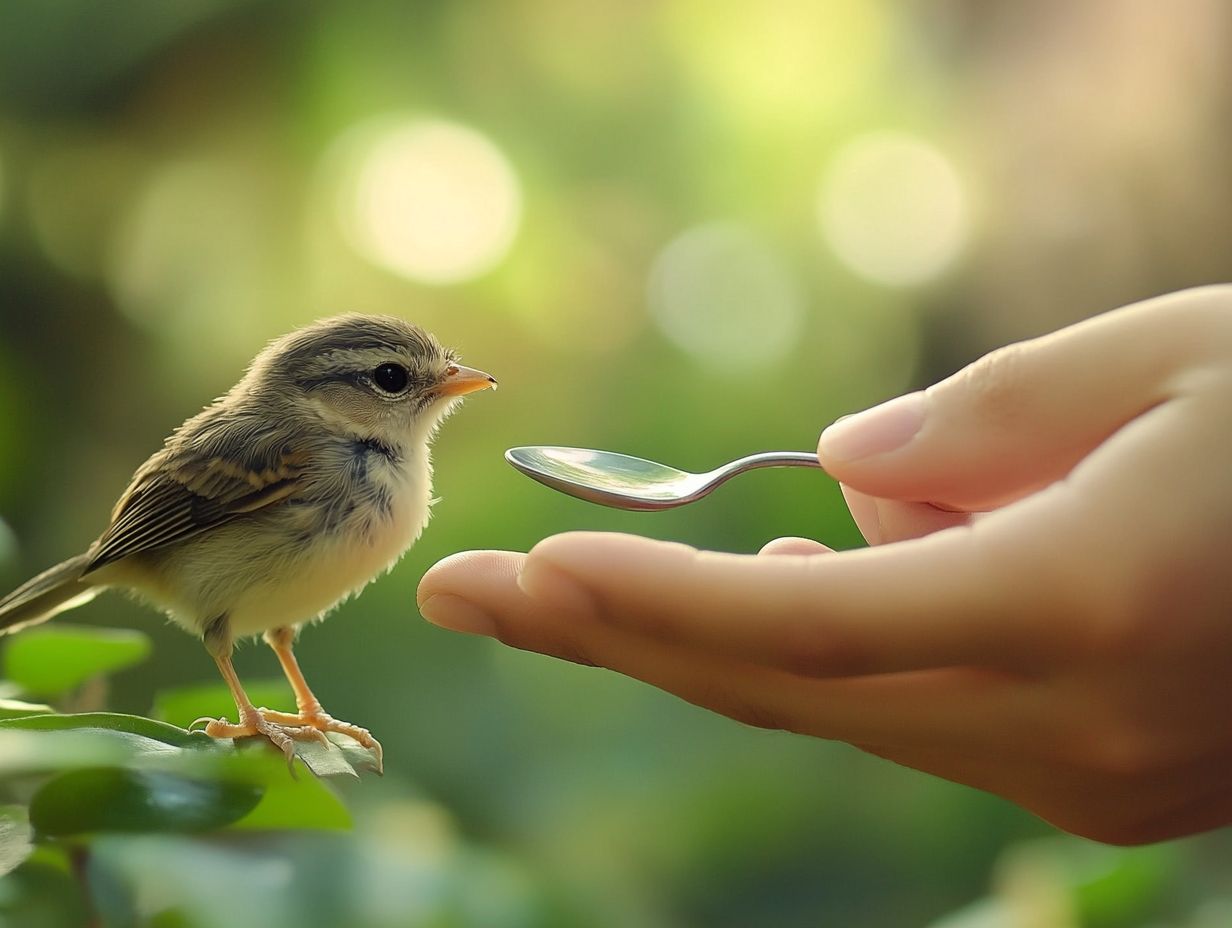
[151,678,293,731]
[0,635,494,926]
[5,626,150,698]
[0,0,1230,925]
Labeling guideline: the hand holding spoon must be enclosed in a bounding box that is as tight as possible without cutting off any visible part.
[505,446,822,511]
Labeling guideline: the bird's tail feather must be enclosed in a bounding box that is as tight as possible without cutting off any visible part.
[0,554,98,635]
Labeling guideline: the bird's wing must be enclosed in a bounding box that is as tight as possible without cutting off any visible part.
[84,424,309,575]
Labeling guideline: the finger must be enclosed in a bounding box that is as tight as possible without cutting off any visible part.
[418,549,1015,748]
[417,550,518,638]
[758,537,833,556]
[841,484,973,546]
[515,521,1070,677]
[840,483,882,544]
[818,286,1232,510]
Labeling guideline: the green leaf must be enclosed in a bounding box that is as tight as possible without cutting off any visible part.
[290,732,382,779]
[0,711,204,747]
[0,711,375,788]
[0,718,356,833]
[152,678,294,729]
[231,769,351,831]
[0,715,241,782]
[0,710,375,794]
[333,733,381,776]
[3,625,151,697]
[0,697,54,720]
[153,683,380,777]
[0,728,144,778]
[29,767,263,836]
[0,805,33,877]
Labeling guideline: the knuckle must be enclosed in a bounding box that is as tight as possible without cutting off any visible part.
[1013,508,1153,664]
[953,342,1034,426]
[1073,593,1148,663]
[1080,725,1162,780]
[1061,701,1173,782]
[1035,742,1178,844]
[1070,546,1174,664]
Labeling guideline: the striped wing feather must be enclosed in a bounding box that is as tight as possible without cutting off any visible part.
[84,436,307,575]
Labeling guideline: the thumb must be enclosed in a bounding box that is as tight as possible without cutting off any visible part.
[817,288,1225,510]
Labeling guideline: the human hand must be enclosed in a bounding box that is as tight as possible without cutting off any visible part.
[418,286,1232,844]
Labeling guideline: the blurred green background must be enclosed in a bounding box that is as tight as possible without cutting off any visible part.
[1,1,1231,925]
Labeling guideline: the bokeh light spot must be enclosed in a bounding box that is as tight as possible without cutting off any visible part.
[336,119,521,285]
[648,223,803,369]
[664,0,889,126]
[818,132,969,286]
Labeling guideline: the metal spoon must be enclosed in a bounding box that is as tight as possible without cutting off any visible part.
[504,446,822,511]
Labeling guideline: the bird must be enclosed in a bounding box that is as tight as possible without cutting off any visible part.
[0,314,496,772]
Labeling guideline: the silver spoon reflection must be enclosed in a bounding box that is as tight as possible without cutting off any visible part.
[504,446,822,511]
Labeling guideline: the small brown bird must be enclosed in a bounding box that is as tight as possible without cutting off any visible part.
[0,315,496,770]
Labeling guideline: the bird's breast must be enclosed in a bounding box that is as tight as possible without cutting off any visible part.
[336,447,433,572]
[221,444,433,637]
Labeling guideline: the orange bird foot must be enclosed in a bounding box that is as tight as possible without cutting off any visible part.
[257,707,383,774]
[193,706,383,774]
[193,707,330,766]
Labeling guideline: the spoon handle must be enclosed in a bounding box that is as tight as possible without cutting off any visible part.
[726,451,822,472]
[705,451,822,489]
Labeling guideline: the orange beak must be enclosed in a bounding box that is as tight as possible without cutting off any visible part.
[434,363,498,398]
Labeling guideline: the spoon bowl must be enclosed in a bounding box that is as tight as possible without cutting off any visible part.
[505,446,822,511]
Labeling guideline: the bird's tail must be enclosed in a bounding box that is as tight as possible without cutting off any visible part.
[0,554,98,635]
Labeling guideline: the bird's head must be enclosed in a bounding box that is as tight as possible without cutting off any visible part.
[244,314,496,450]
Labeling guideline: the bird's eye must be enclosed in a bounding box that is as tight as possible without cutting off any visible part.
[372,363,409,393]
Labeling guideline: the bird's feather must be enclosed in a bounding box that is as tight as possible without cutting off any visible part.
[0,553,96,634]
[84,418,309,575]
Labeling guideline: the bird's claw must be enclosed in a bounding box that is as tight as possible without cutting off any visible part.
[194,709,333,771]
[256,707,384,775]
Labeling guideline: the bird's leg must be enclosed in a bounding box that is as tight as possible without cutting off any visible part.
[257,625,383,773]
[193,617,328,765]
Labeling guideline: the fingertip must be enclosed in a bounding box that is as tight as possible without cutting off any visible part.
[416,549,525,606]
[840,484,976,547]
[758,537,833,556]
[818,393,927,468]
[419,593,497,636]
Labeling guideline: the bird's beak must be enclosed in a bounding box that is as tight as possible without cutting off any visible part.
[434,364,498,398]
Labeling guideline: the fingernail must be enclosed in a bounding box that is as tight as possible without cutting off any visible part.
[419,594,497,637]
[819,392,926,463]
